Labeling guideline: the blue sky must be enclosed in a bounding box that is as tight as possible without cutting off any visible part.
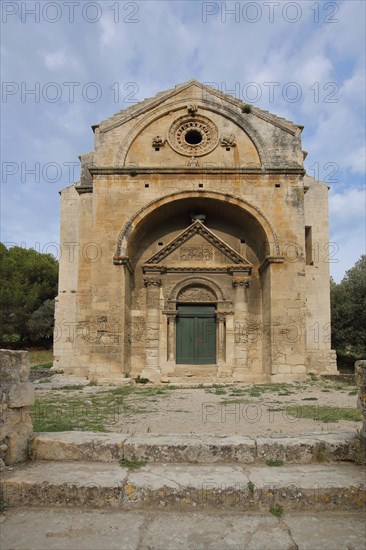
[1,0,365,281]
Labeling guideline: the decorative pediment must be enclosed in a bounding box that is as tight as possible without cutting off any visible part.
[143,220,252,274]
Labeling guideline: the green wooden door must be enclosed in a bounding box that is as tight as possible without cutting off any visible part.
[176,305,216,364]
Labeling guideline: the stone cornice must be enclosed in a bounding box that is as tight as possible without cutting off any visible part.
[258,255,286,274]
[75,185,93,194]
[89,166,305,176]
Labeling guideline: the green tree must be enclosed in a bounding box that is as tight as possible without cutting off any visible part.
[26,299,55,346]
[331,255,366,361]
[0,244,58,347]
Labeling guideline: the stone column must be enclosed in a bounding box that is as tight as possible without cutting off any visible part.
[232,277,250,379]
[216,313,226,364]
[355,360,366,441]
[167,314,176,362]
[141,277,162,382]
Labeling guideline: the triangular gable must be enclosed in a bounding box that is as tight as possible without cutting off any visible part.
[145,220,251,266]
[96,79,300,135]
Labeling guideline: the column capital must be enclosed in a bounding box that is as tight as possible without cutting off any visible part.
[144,277,162,287]
[232,277,250,288]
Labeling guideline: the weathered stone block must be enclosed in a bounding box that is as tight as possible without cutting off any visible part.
[124,434,256,463]
[0,349,34,465]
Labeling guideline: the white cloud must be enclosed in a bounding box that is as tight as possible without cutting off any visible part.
[329,187,366,281]
[44,50,67,68]
[1,0,364,283]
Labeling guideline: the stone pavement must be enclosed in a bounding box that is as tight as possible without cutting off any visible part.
[1,508,365,550]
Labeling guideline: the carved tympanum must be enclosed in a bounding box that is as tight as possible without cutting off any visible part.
[178,286,215,302]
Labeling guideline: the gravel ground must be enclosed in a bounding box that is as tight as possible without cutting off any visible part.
[34,376,362,437]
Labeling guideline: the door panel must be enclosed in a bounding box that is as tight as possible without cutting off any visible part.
[176,316,195,364]
[176,305,216,364]
[196,316,216,364]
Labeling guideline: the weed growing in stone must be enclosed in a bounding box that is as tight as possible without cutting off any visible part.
[265,459,284,467]
[119,459,146,470]
[270,504,284,517]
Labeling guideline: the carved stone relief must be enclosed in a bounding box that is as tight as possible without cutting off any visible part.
[178,286,215,302]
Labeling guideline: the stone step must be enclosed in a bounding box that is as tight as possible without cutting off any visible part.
[166,365,218,377]
[2,508,366,550]
[1,461,365,511]
[29,431,362,465]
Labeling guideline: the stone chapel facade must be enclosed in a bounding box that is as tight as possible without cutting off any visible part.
[54,80,338,384]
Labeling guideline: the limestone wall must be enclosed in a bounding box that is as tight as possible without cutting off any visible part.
[0,350,34,466]
[304,175,337,373]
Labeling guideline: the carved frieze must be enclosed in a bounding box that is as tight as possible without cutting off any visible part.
[179,246,214,261]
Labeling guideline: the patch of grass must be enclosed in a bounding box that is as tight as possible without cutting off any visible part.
[61,385,84,391]
[321,389,331,392]
[206,385,227,395]
[28,349,53,367]
[247,481,255,494]
[348,390,358,396]
[30,389,143,432]
[106,387,135,397]
[227,383,295,399]
[302,397,318,401]
[221,398,249,405]
[242,103,252,114]
[270,504,284,518]
[286,405,362,423]
[265,458,284,467]
[30,362,53,370]
[87,380,98,387]
[119,458,146,470]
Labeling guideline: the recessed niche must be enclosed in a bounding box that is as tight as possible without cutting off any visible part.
[145,183,150,188]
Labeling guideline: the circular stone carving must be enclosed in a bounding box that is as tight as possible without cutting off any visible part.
[168,115,219,156]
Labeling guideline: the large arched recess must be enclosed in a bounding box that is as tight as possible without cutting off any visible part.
[115,190,279,267]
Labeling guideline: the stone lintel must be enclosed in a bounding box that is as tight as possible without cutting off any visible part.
[142,264,166,274]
